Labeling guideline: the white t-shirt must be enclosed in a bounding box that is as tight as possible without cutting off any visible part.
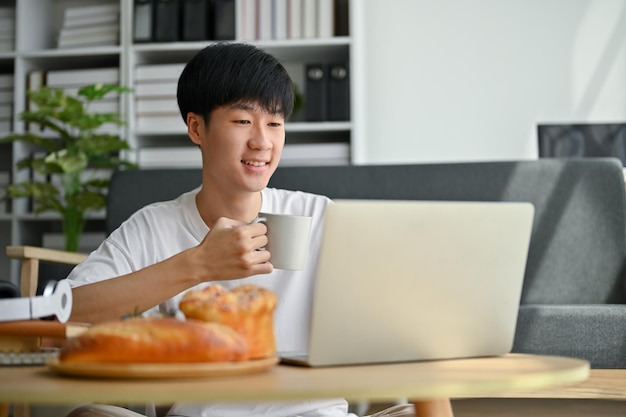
[66,187,357,417]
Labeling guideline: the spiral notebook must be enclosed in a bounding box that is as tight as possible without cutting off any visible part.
[280,200,534,367]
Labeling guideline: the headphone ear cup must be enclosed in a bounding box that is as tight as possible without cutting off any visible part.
[0,280,20,298]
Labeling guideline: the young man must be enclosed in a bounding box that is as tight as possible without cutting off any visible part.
[65,43,415,417]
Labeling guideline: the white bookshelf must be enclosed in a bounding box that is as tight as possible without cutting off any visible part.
[0,0,356,283]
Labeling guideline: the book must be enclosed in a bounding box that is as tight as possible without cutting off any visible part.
[62,12,119,29]
[0,7,15,18]
[58,28,120,48]
[281,142,350,163]
[0,105,11,119]
[239,0,256,40]
[0,17,14,33]
[135,63,185,82]
[46,67,119,88]
[182,0,210,41]
[214,0,236,40]
[134,0,155,42]
[135,97,179,114]
[287,0,302,39]
[273,0,288,39]
[302,0,317,38]
[317,0,333,38]
[136,114,186,131]
[0,39,14,52]
[0,74,13,89]
[305,63,328,121]
[138,147,202,168]
[63,3,120,20]
[257,0,273,40]
[134,81,178,98]
[134,82,178,98]
[59,23,120,39]
[26,70,46,133]
[153,0,181,42]
[328,62,350,121]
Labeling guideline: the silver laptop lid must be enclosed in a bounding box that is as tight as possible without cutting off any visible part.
[305,200,534,367]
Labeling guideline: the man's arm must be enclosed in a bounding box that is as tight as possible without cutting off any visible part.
[70,218,271,324]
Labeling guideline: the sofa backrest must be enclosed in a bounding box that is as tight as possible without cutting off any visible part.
[107,158,626,305]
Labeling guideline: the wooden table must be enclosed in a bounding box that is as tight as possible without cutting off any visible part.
[0,354,589,417]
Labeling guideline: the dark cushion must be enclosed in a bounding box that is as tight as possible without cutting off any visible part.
[514,305,626,368]
[107,168,202,235]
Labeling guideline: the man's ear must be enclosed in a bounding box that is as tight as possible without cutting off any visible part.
[186,112,203,145]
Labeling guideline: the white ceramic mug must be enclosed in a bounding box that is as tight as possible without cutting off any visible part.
[251,212,312,270]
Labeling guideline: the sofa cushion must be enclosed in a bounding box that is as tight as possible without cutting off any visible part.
[513,304,626,368]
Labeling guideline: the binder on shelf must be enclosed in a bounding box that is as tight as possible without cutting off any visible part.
[305,63,328,122]
[153,0,180,42]
[134,0,155,42]
[328,62,350,121]
[214,0,235,40]
[182,0,210,41]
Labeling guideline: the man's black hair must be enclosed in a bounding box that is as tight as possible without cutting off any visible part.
[177,42,295,124]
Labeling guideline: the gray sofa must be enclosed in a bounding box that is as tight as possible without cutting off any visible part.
[107,158,626,375]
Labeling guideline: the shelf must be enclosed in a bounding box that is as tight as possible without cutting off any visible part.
[2,0,355,282]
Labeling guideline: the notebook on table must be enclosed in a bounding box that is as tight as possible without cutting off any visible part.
[280,200,535,367]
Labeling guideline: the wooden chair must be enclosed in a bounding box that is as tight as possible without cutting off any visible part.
[2,246,87,417]
[6,245,87,298]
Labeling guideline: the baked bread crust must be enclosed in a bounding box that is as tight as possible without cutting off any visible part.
[179,284,278,359]
[59,317,248,363]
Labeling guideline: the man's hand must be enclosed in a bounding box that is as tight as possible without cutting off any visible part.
[185,217,273,283]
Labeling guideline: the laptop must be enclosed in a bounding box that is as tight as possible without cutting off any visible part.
[280,199,535,367]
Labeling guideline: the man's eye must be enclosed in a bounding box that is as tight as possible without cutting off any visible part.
[268,122,282,127]
[235,120,250,125]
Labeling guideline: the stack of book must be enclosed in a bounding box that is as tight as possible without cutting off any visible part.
[57,3,120,48]
[0,74,12,134]
[134,63,186,132]
[0,7,15,52]
[239,0,348,41]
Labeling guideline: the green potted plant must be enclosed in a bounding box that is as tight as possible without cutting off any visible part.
[0,84,136,252]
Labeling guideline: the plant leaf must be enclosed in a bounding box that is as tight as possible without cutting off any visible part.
[45,150,88,174]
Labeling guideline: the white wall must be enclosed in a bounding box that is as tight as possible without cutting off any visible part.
[351,0,626,164]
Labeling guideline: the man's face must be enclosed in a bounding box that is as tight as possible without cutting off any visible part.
[190,102,285,195]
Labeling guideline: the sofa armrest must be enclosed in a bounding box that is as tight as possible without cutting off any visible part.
[513,304,626,368]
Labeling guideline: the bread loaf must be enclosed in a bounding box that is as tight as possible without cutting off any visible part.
[59,317,248,363]
[179,284,278,359]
